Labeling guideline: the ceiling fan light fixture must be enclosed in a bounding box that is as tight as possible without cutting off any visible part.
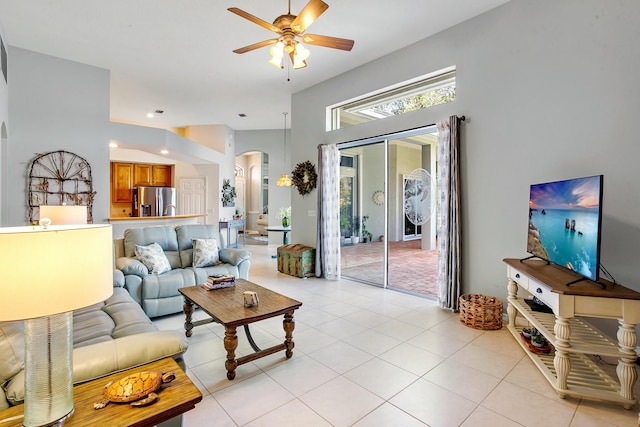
[269,56,284,68]
[270,41,285,58]
[228,1,354,75]
[295,43,310,61]
[289,49,307,69]
[292,55,307,69]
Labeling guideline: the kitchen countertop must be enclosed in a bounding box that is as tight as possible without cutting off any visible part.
[108,214,206,221]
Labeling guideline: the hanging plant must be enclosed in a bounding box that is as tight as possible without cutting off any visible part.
[291,160,318,196]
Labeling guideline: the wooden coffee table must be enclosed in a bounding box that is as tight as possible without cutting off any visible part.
[178,279,302,380]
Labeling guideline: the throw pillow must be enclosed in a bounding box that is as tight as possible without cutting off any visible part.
[192,238,220,267]
[135,242,171,275]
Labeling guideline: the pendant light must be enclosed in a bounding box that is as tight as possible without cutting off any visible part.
[276,112,292,187]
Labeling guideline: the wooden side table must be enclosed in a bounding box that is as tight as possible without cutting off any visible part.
[219,219,245,248]
[0,358,202,427]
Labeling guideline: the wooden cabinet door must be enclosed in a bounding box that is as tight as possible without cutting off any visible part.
[112,163,134,203]
[152,165,172,186]
[134,164,153,186]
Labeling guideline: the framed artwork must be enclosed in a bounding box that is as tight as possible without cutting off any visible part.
[221,179,236,207]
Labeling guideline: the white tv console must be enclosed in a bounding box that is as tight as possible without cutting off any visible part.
[504,258,639,408]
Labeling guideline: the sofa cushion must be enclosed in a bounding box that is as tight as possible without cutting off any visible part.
[175,224,224,268]
[0,386,9,411]
[192,238,220,267]
[0,322,24,384]
[73,304,116,347]
[135,242,172,274]
[116,257,148,277]
[124,226,181,269]
[72,288,157,346]
[102,289,157,339]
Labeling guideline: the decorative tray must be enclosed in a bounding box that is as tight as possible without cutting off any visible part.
[520,332,552,354]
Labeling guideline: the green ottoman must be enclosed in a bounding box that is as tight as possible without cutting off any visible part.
[277,244,316,278]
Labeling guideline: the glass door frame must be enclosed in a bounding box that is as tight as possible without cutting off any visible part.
[338,124,436,290]
[339,138,389,288]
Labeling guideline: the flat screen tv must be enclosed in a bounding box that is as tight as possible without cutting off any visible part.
[526,175,604,284]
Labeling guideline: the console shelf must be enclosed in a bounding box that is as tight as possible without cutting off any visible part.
[509,297,621,357]
[504,258,640,409]
[506,303,624,404]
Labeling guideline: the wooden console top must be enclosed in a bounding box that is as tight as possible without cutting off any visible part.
[503,258,640,300]
[0,358,201,427]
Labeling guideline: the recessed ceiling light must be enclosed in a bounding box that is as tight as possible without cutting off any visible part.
[146,112,154,118]
[109,142,118,148]
[160,149,169,155]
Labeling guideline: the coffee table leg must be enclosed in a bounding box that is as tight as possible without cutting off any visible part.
[224,326,238,380]
[283,311,295,358]
[183,298,194,338]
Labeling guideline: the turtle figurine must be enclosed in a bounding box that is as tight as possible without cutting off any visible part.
[93,371,176,410]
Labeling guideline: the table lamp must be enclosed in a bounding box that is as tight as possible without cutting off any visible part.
[39,205,87,225]
[0,224,113,426]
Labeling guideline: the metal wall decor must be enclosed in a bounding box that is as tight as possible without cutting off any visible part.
[28,150,95,224]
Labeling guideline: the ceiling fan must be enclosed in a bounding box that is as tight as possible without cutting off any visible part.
[228,0,355,70]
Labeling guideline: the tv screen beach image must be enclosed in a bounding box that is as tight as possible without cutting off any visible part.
[527,175,602,281]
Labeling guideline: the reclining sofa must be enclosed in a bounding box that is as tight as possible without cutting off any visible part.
[0,270,188,410]
[115,224,251,318]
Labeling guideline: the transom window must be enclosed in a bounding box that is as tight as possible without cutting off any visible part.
[328,67,456,131]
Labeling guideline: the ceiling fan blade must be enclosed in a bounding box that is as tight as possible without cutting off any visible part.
[233,39,279,54]
[302,34,354,51]
[228,7,282,34]
[290,0,329,33]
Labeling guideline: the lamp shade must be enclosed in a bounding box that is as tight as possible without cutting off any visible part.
[0,224,113,321]
[276,173,292,187]
[39,205,87,225]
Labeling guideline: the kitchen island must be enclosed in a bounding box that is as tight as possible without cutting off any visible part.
[109,214,207,238]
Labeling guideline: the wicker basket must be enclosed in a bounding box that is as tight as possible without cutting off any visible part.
[459,294,503,330]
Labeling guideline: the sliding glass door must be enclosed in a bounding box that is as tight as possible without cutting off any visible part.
[339,142,386,287]
[339,126,438,297]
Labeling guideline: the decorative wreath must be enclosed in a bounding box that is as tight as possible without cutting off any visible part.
[291,160,318,196]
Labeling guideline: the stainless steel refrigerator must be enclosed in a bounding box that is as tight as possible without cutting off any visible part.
[132,186,177,217]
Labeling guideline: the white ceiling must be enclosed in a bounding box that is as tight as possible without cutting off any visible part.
[0,0,509,131]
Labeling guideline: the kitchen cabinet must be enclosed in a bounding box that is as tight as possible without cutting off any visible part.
[133,163,172,186]
[152,164,172,186]
[134,163,153,186]
[111,162,173,204]
[112,162,134,203]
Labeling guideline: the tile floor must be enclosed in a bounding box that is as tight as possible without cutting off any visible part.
[153,245,639,426]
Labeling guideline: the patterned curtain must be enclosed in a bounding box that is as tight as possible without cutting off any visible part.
[437,116,462,310]
[316,144,341,280]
